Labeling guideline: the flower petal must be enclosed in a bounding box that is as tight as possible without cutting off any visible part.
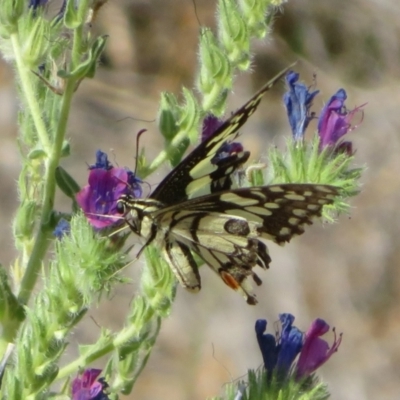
[318,89,365,151]
[276,314,303,377]
[296,318,342,378]
[283,71,319,140]
[255,319,278,373]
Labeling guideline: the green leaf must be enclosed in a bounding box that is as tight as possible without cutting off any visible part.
[61,140,71,157]
[58,36,108,80]
[55,166,81,199]
[0,267,25,340]
[178,88,200,144]
[64,0,84,29]
[158,92,179,141]
[27,148,46,160]
[0,0,24,34]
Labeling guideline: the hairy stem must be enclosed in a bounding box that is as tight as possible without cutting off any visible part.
[56,312,160,380]
[17,78,76,307]
[10,33,51,153]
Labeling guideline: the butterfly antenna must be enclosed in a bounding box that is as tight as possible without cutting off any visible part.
[109,254,139,279]
[211,343,234,383]
[191,0,202,28]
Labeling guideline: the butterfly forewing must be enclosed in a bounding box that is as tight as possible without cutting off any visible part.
[151,65,294,205]
[164,183,338,245]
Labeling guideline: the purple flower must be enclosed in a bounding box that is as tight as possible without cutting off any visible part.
[76,150,142,229]
[211,141,244,164]
[255,314,342,382]
[89,150,112,170]
[53,218,70,239]
[283,71,319,140]
[72,369,109,400]
[201,114,224,142]
[318,89,365,153]
[255,314,302,380]
[295,318,342,379]
[276,314,303,377]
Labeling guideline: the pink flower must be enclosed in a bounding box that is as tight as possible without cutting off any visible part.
[295,318,342,379]
[318,89,365,153]
[71,369,109,400]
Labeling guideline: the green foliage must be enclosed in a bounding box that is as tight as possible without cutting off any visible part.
[264,136,364,219]
[55,166,81,201]
[0,0,24,35]
[216,369,330,400]
[157,89,197,167]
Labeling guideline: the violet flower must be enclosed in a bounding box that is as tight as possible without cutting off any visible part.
[318,88,365,153]
[283,71,319,140]
[255,314,303,381]
[28,0,48,9]
[76,150,142,229]
[71,369,109,400]
[255,319,278,376]
[276,314,303,377]
[53,218,70,239]
[295,318,342,379]
[201,114,224,142]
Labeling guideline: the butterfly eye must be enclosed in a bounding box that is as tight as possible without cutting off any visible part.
[116,201,126,214]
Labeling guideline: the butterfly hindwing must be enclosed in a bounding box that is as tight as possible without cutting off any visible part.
[161,210,271,304]
[151,65,293,205]
[162,238,201,291]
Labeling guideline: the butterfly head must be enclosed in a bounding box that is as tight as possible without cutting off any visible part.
[115,194,139,234]
[116,195,165,237]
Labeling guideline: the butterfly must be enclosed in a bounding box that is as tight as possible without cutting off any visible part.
[117,67,338,304]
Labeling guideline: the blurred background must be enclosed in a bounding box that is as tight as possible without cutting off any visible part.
[1,0,400,399]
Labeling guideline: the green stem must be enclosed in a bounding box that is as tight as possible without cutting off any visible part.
[126,317,161,389]
[71,24,83,68]
[17,78,76,307]
[145,127,196,178]
[10,33,51,154]
[56,312,160,380]
[71,0,89,68]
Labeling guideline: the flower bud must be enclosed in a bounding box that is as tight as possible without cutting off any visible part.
[238,0,271,38]
[178,87,199,144]
[0,0,25,35]
[21,16,50,68]
[63,0,89,29]
[218,0,250,70]
[158,92,179,141]
[198,29,232,111]
[12,200,38,242]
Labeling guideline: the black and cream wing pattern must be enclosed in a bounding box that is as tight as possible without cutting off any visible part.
[118,67,338,304]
